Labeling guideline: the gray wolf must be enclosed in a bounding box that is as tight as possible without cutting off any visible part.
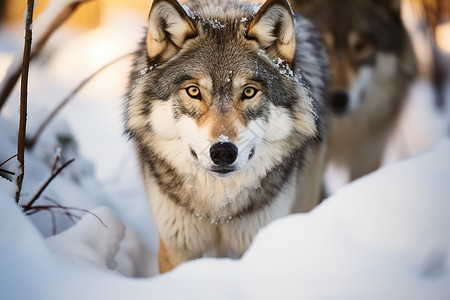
[124,0,329,273]
[292,0,417,181]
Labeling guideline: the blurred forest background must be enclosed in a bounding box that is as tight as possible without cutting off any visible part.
[1,0,449,87]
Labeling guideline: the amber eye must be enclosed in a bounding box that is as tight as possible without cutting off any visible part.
[242,87,257,100]
[186,86,201,99]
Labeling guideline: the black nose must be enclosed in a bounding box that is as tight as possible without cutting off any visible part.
[210,142,238,166]
[329,91,349,114]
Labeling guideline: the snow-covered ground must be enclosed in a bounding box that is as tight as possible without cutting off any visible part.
[1,6,449,299]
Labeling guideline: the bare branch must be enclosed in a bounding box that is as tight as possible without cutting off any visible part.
[42,197,82,224]
[51,154,60,174]
[64,211,81,225]
[0,154,18,177]
[50,209,57,235]
[43,197,84,224]
[0,169,15,176]
[16,0,36,204]
[0,0,94,111]
[42,196,61,206]
[26,52,134,150]
[22,158,75,210]
[23,203,107,229]
[0,154,18,168]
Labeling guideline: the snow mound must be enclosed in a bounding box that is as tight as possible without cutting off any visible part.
[1,139,449,299]
[46,207,125,272]
[241,138,450,298]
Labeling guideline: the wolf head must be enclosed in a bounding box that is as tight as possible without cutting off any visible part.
[126,0,322,180]
[292,0,412,115]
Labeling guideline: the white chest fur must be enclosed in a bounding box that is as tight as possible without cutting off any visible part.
[143,166,298,262]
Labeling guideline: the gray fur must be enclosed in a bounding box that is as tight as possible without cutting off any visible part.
[292,0,417,181]
[124,0,330,270]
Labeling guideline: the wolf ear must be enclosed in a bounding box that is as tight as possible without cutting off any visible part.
[146,0,197,61]
[247,0,296,65]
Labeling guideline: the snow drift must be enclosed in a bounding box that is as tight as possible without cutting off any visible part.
[1,139,449,299]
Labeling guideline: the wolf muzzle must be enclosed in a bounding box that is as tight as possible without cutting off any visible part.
[210,142,238,167]
[329,90,349,115]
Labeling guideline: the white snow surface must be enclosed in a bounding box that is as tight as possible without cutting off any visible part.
[1,6,450,300]
[1,140,450,299]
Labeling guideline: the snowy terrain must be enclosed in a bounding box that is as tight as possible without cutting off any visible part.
[1,5,450,300]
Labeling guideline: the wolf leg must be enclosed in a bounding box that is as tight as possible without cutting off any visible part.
[158,237,179,273]
[291,142,328,213]
[157,227,212,273]
[348,130,387,181]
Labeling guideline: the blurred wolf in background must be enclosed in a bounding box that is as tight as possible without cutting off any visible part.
[292,0,417,182]
[124,0,329,273]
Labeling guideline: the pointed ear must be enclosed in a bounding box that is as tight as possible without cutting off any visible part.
[146,0,197,61]
[247,0,296,65]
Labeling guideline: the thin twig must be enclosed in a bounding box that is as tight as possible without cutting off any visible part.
[43,196,106,227]
[0,154,18,168]
[50,209,57,235]
[65,212,81,224]
[0,0,94,111]
[16,0,36,204]
[22,158,75,210]
[26,52,134,150]
[0,169,15,176]
[45,196,75,224]
[51,154,60,174]
[24,204,107,228]
[43,196,80,224]
[0,154,17,177]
